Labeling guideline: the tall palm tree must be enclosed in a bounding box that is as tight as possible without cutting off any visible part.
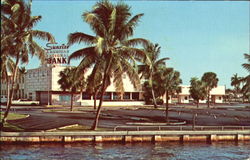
[139,43,169,108]
[68,0,149,130]
[201,72,218,108]
[1,0,55,125]
[58,67,85,111]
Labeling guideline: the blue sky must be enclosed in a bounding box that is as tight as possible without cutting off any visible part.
[28,0,249,88]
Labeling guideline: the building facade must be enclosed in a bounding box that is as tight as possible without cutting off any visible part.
[1,65,226,105]
[173,85,225,104]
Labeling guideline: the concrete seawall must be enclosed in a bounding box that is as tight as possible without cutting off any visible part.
[1,130,250,143]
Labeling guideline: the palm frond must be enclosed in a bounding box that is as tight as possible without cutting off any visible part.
[27,15,41,29]
[242,63,250,72]
[29,40,46,63]
[123,38,149,48]
[120,13,144,38]
[108,8,116,35]
[83,12,107,37]
[68,47,96,63]
[31,30,55,43]
[68,32,95,46]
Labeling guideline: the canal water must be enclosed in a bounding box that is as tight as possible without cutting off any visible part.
[1,142,250,160]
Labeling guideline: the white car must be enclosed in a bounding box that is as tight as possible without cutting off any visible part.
[1,95,7,103]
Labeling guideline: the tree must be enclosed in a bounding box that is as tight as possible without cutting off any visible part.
[155,67,182,122]
[0,54,15,107]
[1,0,55,125]
[240,53,250,102]
[68,0,148,130]
[139,43,169,108]
[189,77,206,108]
[201,72,218,108]
[58,67,85,111]
[242,53,250,72]
[231,73,243,100]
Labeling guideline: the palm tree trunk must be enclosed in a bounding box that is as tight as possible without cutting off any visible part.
[197,100,199,108]
[207,91,210,108]
[91,74,107,130]
[92,57,112,130]
[151,87,158,108]
[6,75,10,108]
[165,90,169,123]
[2,54,20,125]
[94,91,98,110]
[70,92,74,111]
[149,73,157,108]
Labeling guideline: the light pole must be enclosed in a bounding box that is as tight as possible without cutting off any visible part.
[47,66,50,106]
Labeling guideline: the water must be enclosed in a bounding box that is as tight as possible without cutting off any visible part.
[1,142,250,160]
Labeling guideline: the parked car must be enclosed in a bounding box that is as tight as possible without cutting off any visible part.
[1,95,7,103]
[12,99,40,105]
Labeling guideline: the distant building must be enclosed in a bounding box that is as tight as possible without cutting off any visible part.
[164,85,225,104]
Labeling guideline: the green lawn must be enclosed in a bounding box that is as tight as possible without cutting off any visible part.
[1,112,27,131]
[0,112,27,121]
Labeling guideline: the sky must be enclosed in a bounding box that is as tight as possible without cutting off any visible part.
[27,0,249,88]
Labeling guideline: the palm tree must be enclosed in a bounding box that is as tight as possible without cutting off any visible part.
[58,67,85,111]
[189,77,206,108]
[1,0,55,125]
[139,43,169,108]
[242,53,250,72]
[201,72,218,108]
[154,67,182,122]
[231,73,242,99]
[68,0,148,130]
[0,54,16,107]
[240,53,250,102]
[85,62,106,110]
[163,68,182,123]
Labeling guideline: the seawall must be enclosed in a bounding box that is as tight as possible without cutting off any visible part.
[1,130,250,143]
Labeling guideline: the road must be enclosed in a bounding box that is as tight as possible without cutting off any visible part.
[1,104,250,131]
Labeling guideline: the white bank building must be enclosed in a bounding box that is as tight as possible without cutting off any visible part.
[1,65,226,106]
[24,65,144,106]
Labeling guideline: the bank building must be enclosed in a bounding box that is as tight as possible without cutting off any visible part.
[1,64,225,106]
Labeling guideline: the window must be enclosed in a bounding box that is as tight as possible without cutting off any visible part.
[59,95,71,101]
[103,92,111,100]
[185,96,188,100]
[82,92,91,100]
[113,92,121,100]
[42,71,45,77]
[123,92,130,100]
[29,92,32,100]
[219,97,222,100]
[21,89,24,98]
[132,92,139,100]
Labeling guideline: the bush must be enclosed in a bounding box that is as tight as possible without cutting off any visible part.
[145,98,163,105]
[156,98,164,105]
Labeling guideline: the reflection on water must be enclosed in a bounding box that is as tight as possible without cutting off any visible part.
[1,142,250,160]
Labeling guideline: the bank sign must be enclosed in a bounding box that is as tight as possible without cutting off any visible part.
[45,43,69,64]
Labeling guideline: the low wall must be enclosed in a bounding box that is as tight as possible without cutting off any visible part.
[80,100,145,106]
[1,130,250,143]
